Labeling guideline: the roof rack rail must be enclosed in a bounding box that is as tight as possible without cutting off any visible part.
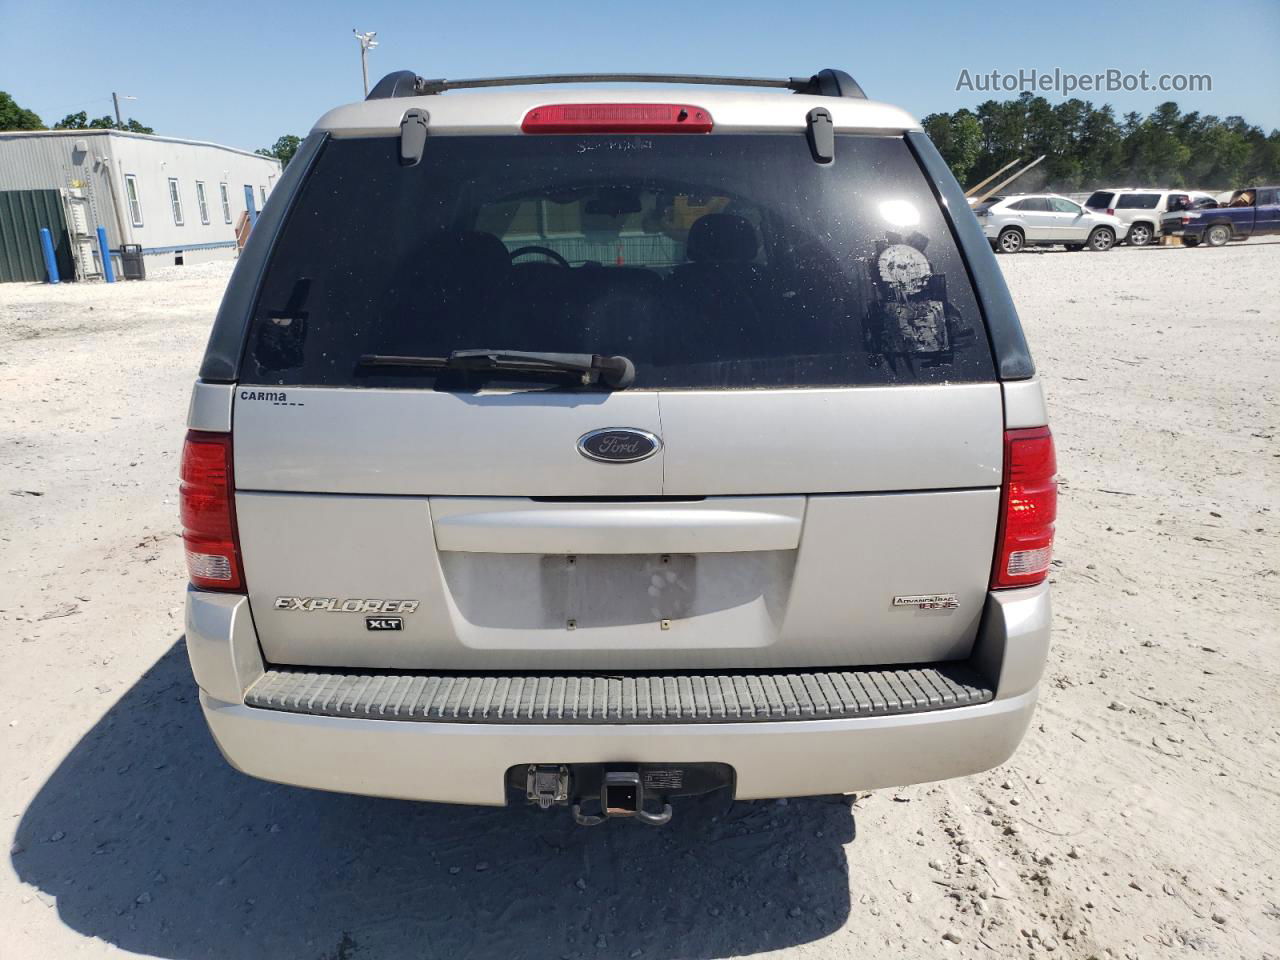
[366,69,866,101]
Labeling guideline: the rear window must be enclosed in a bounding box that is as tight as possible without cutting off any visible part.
[1116,193,1160,209]
[244,134,994,390]
[1085,191,1114,209]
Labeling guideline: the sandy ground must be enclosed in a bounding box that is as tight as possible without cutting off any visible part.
[1,242,1277,960]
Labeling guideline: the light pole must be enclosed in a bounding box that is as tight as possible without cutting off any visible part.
[112,92,136,127]
[353,30,378,97]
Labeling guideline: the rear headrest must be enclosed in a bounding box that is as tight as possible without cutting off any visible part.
[426,230,511,279]
[686,214,758,263]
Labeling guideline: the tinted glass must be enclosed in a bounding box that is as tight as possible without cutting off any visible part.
[1116,193,1160,209]
[245,134,994,390]
[1258,189,1277,205]
[1085,191,1114,208]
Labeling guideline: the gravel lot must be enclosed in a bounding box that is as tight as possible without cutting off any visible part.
[2,242,1277,959]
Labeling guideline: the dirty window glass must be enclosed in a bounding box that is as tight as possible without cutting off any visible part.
[245,134,995,390]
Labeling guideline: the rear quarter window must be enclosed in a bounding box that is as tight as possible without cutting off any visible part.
[243,133,995,391]
[1085,191,1114,208]
[1116,193,1160,209]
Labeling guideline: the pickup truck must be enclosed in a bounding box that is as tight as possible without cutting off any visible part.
[1163,186,1280,247]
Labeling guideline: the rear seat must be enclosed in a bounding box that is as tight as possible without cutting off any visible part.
[663,214,769,363]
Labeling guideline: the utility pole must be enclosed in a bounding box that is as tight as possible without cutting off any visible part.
[111,92,136,127]
[353,29,378,97]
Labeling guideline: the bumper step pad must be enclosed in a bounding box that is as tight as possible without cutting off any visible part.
[243,664,993,725]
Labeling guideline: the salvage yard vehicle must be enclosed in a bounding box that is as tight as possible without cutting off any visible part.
[1163,185,1280,247]
[181,69,1055,825]
[1083,188,1217,246]
[977,193,1126,252]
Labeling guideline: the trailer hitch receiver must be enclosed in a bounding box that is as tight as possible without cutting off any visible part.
[573,771,673,826]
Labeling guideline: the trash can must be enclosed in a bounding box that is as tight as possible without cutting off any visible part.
[120,243,145,280]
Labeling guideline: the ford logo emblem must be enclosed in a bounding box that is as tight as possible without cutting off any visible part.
[577,428,661,464]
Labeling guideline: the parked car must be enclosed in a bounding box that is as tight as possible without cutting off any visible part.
[1084,188,1220,245]
[181,69,1054,824]
[977,193,1126,253]
[1162,186,1280,247]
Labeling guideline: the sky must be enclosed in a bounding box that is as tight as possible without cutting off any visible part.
[2,0,1278,152]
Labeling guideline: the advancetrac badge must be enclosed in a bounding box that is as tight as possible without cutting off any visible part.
[893,594,959,610]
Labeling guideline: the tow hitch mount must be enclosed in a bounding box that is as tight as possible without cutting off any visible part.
[518,762,734,827]
[573,771,672,826]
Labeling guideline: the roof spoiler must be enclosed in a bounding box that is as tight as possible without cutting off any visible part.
[366,69,866,101]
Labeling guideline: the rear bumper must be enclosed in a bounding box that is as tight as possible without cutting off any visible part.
[186,584,1051,805]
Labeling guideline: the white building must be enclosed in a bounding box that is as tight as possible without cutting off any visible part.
[0,128,282,272]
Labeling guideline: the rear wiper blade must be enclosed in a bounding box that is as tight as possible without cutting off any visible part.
[358,349,636,389]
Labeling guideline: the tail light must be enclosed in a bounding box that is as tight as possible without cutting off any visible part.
[522,103,713,134]
[991,426,1057,589]
[1105,208,1115,216]
[180,431,245,591]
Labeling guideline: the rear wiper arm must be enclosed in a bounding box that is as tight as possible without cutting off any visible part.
[358,349,636,389]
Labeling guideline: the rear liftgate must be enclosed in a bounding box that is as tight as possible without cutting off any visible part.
[513,763,735,826]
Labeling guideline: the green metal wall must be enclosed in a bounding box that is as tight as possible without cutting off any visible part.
[0,190,74,283]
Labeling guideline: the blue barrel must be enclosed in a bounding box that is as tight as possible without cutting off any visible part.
[97,226,115,282]
[39,227,60,284]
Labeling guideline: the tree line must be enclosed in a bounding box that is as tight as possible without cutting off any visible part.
[5,89,1280,188]
[0,93,154,134]
[924,93,1280,192]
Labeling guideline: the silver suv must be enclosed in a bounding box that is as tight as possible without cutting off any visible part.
[1084,188,1218,245]
[977,193,1127,253]
[182,70,1054,825]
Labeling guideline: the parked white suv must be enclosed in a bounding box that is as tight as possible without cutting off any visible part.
[1083,188,1218,245]
[181,70,1055,825]
[977,193,1127,253]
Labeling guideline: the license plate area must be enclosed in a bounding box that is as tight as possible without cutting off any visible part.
[437,550,795,638]
[543,554,696,629]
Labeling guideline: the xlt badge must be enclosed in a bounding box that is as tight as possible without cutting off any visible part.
[365,617,403,631]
